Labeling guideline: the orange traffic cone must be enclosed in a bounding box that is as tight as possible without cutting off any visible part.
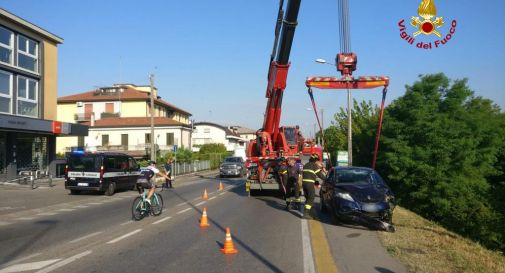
[203,189,208,200]
[199,207,210,228]
[221,227,238,254]
[218,182,224,191]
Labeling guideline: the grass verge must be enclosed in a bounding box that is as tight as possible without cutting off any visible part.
[377,206,505,273]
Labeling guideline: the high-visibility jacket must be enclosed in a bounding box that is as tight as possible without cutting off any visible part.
[302,161,326,183]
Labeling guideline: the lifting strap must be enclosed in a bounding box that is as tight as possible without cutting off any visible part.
[307,87,332,167]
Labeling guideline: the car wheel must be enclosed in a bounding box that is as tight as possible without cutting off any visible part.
[70,190,81,195]
[105,182,116,196]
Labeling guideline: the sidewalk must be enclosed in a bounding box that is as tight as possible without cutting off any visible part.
[0,169,218,217]
[0,169,218,189]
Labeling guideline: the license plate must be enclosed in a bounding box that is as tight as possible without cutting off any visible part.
[227,171,233,174]
[77,183,89,186]
[362,203,379,212]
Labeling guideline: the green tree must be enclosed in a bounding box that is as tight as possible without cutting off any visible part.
[377,73,505,250]
[320,99,380,166]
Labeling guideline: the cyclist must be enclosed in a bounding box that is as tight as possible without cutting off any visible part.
[138,160,170,205]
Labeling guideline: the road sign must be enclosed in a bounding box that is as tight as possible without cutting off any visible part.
[337,151,348,166]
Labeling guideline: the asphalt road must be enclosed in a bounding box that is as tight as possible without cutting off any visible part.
[0,173,406,273]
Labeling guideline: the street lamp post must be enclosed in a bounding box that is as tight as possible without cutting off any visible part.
[149,74,155,162]
[315,58,352,166]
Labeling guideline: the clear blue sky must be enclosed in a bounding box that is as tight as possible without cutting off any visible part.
[2,0,504,137]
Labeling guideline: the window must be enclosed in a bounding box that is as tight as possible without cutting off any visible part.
[121,134,128,146]
[166,133,174,145]
[102,134,109,146]
[105,103,114,113]
[0,70,12,114]
[17,35,38,72]
[77,136,85,147]
[145,133,151,144]
[128,158,138,170]
[17,76,38,117]
[0,26,13,65]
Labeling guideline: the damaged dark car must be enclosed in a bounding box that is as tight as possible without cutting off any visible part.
[320,166,396,232]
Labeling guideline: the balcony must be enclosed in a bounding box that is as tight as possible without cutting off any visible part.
[74,113,91,122]
[100,112,120,119]
[65,144,175,159]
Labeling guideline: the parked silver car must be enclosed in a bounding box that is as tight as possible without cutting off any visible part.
[219,156,245,177]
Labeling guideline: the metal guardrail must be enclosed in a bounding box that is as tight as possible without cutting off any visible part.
[172,160,211,176]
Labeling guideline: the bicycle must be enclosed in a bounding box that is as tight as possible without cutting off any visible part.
[132,184,164,221]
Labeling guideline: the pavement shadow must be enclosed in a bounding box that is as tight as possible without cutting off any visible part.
[169,183,284,273]
[0,219,59,265]
[375,266,399,273]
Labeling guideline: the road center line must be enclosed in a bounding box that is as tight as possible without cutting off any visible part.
[15,217,36,221]
[36,212,58,216]
[0,259,61,273]
[120,221,133,226]
[176,202,186,207]
[106,229,142,244]
[0,252,42,269]
[57,208,75,212]
[195,201,206,206]
[35,251,92,273]
[209,196,216,200]
[176,208,191,214]
[69,231,103,244]
[73,205,89,209]
[87,202,102,205]
[301,219,316,273]
[152,216,172,225]
[308,219,339,273]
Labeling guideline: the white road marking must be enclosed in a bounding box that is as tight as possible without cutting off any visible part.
[87,202,102,205]
[193,197,201,201]
[120,221,133,226]
[0,259,61,273]
[209,196,216,200]
[35,250,92,273]
[69,231,103,243]
[106,229,142,244]
[219,192,226,196]
[301,219,316,273]
[56,208,75,212]
[36,212,57,216]
[73,205,88,209]
[0,221,12,226]
[176,202,186,207]
[15,217,35,221]
[176,208,191,214]
[195,201,206,206]
[0,252,41,269]
[152,216,172,225]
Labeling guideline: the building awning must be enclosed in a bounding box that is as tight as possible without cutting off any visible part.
[0,114,88,136]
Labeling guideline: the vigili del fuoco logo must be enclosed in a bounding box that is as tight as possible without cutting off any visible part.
[398,0,457,49]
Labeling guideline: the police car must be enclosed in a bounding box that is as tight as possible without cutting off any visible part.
[65,150,140,196]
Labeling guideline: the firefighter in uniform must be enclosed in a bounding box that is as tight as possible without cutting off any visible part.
[279,158,302,210]
[302,153,327,219]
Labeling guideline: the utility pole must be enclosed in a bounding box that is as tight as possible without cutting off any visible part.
[149,74,155,162]
[347,88,352,166]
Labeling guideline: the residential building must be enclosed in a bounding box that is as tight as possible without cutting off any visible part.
[0,9,87,180]
[56,84,191,158]
[192,122,246,152]
[233,126,256,142]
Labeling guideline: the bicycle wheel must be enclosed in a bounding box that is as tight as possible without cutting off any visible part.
[150,193,164,216]
[132,196,145,221]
